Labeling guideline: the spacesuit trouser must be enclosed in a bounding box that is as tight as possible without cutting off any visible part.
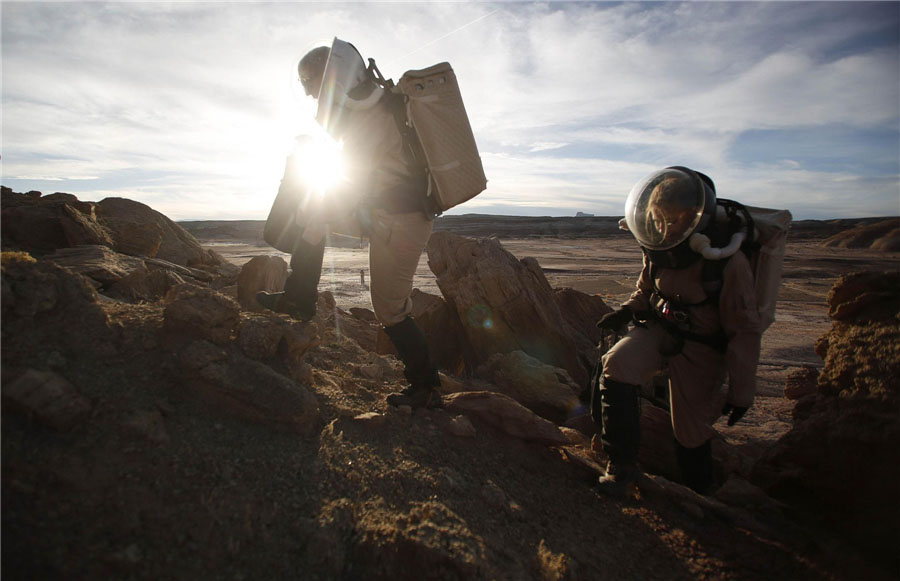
[600,322,726,449]
[283,208,433,326]
[367,209,434,326]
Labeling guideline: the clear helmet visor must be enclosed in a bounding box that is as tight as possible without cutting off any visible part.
[624,168,713,250]
[315,38,368,127]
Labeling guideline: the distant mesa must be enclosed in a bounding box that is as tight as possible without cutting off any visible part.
[820,217,900,251]
[575,211,594,217]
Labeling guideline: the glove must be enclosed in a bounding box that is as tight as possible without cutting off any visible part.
[596,306,633,330]
[722,403,749,426]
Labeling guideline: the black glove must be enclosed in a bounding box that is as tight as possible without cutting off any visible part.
[722,403,749,426]
[596,306,633,330]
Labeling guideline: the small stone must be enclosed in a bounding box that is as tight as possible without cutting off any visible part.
[352,412,386,428]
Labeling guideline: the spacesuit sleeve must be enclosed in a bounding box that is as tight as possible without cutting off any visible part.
[720,252,762,408]
[622,252,653,313]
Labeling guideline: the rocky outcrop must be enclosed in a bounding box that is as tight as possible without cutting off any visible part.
[1,253,112,364]
[179,339,320,434]
[753,270,900,572]
[426,232,591,386]
[475,350,581,423]
[2,369,92,432]
[821,218,900,251]
[444,391,569,445]
[96,197,220,267]
[164,283,242,345]
[1,188,114,253]
[1,188,223,267]
[553,287,612,372]
[236,255,289,312]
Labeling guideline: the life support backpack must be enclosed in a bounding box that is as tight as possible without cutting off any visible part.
[650,199,792,333]
[368,59,488,218]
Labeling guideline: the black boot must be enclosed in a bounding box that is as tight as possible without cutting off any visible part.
[257,237,325,320]
[384,316,442,409]
[256,291,316,321]
[595,378,641,497]
[675,439,713,495]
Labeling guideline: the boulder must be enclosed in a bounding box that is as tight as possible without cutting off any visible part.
[236,255,289,312]
[1,188,113,254]
[179,339,319,434]
[0,257,111,361]
[2,368,92,432]
[783,366,819,400]
[236,313,292,360]
[553,287,613,371]
[107,267,186,303]
[475,350,581,423]
[96,197,220,267]
[825,270,900,324]
[44,245,147,288]
[444,391,569,445]
[426,232,588,386]
[163,283,241,345]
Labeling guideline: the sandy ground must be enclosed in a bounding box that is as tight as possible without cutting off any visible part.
[204,235,898,459]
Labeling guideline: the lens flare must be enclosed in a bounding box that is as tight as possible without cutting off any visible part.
[467,304,494,330]
[292,135,345,196]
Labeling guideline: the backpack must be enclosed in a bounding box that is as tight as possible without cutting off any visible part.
[368,59,487,218]
[737,201,792,331]
[651,199,791,333]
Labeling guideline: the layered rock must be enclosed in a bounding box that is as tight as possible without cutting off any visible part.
[95,197,220,267]
[821,218,900,251]
[475,350,581,423]
[1,188,222,267]
[426,232,591,386]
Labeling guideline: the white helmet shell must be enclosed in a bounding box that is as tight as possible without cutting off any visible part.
[316,38,380,129]
[624,167,716,251]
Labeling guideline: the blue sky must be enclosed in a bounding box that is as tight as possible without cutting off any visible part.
[2,1,898,220]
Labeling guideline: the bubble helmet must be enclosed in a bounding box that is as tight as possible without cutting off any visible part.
[624,167,717,268]
[299,38,382,136]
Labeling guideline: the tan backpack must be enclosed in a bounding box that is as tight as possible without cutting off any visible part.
[371,60,488,217]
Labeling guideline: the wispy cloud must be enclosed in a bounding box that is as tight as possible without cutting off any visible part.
[2,2,897,220]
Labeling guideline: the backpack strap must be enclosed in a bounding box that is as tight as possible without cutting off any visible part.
[647,256,729,352]
[648,258,726,308]
[368,58,439,219]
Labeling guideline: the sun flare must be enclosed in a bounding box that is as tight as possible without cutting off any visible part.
[292,135,345,195]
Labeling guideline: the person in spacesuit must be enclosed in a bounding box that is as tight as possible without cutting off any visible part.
[593,167,762,496]
[258,40,441,409]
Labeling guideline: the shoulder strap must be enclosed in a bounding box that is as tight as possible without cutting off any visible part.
[650,257,727,307]
[367,58,439,219]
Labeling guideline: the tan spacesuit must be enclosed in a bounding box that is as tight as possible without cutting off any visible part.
[594,167,762,496]
[259,40,440,409]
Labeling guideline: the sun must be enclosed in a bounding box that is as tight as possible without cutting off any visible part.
[292,134,345,195]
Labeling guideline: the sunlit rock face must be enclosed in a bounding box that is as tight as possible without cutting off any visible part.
[754,270,900,572]
[0,187,223,267]
[426,231,592,387]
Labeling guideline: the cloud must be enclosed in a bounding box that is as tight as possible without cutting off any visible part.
[1,1,897,221]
